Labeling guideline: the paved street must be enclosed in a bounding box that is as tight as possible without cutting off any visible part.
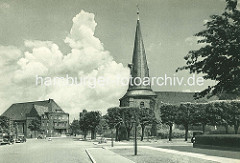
[1,138,240,163]
[0,138,93,163]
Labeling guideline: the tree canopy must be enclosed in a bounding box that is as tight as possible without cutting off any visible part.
[177,0,240,99]
[83,111,101,139]
[160,104,178,141]
[70,119,80,136]
[0,116,9,133]
[28,119,42,132]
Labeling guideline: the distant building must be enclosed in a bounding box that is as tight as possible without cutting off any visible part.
[2,99,69,138]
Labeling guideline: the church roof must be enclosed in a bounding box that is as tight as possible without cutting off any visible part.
[1,99,66,121]
[155,91,218,105]
[128,17,153,91]
[122,12,156,99]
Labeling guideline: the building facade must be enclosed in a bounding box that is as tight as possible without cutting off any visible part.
[2,99,69,138]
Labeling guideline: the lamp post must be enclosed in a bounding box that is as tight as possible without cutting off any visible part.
[133,120,137,155]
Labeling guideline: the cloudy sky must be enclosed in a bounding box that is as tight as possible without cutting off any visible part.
[0,0,236,120]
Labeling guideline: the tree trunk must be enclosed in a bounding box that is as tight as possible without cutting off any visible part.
[234,125,239,134]
[84,131,87,139]
[202,124,206,134]
[169,124,173,141]
[151,123,157,136]
[225,124,228,134]
[184,125,188,141]
[0,127,3,135]
[141,125,145,141]
[91,129,95,140]
[126,128,131,141]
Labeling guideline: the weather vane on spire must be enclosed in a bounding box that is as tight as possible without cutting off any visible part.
[136,4,140,20]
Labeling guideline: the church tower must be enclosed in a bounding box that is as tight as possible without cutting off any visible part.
[120,10,156,108]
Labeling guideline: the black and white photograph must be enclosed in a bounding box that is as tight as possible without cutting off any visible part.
[0,0,240,163]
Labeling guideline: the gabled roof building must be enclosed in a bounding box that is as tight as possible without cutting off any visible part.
[2,99,69,138]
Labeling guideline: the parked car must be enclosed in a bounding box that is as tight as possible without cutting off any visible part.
[15,135,26,143]
[37,135,44,139]
[1,135,14,145]
[191,131,203,143]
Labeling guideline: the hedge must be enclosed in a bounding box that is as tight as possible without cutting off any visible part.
[157,129,189,139]
[194,134,240,149]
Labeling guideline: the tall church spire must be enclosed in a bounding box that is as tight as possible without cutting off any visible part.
[128,9,153,92]
[119,7,156,107]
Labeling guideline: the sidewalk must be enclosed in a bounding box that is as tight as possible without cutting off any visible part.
[86,147,135,163]
[107,145,240,163]
[140,146,240,163]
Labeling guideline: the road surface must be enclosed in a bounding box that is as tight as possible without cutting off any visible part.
[0,137,92,163]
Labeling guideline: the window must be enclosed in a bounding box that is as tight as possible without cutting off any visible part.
[140,101,144,107]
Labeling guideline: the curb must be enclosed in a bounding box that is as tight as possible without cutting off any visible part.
[85,149,97,163]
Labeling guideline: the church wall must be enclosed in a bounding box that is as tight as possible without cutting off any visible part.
[120,96,156,109]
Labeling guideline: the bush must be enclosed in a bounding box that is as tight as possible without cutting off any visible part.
[102,130,114,138]
[195,134,240,149]
[157,129,188,139]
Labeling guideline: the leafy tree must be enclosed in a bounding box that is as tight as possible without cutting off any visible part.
[120,107,139,140]
[160,104,178,141]
[79,118,88,139]
[0,116,9,135]
[228,100,240,134]
[84,111,101,139]
[79,110,88,139]
[207,100,240,134]
[96,116,109,136]
[70,119,80,136]
[175,103,195,141]
[28,119,42,137]
[105,107,123,141]
[138,107,156,141]
[177,0,240,99]
[206,101,230,133]
[191,103,209,133]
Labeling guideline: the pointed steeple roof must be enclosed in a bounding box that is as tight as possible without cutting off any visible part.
[130,19,150,87]
[124,12,156,98]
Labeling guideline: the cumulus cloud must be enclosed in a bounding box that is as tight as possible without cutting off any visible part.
[0,46,21,70]
[0,10,129,120]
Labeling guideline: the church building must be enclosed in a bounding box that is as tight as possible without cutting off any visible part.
[119,11,214,115]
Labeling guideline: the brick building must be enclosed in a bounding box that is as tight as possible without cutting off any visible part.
[2,99,69,138]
